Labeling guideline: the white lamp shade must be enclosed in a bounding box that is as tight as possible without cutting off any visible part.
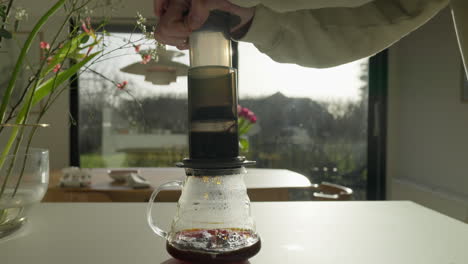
[120,49,188,85]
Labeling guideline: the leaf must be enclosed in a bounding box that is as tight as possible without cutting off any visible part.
[0,28,12,39]
[41,32,88,77]
[17,52,100,123]
[239,123,252,135]
[0,5,6,20]
[239,138,249,152]
[80,34,90,44]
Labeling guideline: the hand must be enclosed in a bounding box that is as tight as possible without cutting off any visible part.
[154,0,255,50]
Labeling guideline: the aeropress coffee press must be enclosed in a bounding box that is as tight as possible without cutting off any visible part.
[146,11,261,263]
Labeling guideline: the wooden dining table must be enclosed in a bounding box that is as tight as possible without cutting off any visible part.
[1,201,467,263]
[43,167,313,202]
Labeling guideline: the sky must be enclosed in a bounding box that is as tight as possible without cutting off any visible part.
[80,33,368,103]
[238,42,367,102]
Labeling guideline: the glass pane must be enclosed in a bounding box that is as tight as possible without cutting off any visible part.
[79,32,189,168]
[238,43,368,200]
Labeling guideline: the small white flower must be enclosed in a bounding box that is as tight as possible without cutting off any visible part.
[14,7,28,21]
[149,49,158,60]
[83,6,94,16]
[136,12,147,24]
[136,12,148,34]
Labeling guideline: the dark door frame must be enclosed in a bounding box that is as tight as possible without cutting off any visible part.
[367,50,388,200]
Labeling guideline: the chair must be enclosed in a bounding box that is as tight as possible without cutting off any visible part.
[311,182,353,201]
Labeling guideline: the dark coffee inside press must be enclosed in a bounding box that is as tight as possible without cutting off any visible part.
[188,65,238,159]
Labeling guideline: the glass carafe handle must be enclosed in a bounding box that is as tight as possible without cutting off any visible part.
[146,180,183,239]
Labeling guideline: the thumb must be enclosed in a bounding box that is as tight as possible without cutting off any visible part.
[187,0,212,31]
[154,0,169,17]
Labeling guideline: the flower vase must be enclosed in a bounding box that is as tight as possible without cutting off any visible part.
[0,148,49,237]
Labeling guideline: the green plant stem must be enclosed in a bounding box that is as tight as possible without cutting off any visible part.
[12,126,37,197]
[10,37,77,197]
[1,9,78,132]
[0,77,40,199]
[0,0,67,200]
[0,0,66,124]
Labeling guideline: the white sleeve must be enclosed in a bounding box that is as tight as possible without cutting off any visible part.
[236,0,449,68]
[229,0,374,12]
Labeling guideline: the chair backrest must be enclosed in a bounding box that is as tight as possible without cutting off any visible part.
[311,182,353,201]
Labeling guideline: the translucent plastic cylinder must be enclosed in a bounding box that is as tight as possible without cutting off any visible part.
[189,11,232,68]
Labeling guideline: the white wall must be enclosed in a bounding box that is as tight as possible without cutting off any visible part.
[387,7,468,222]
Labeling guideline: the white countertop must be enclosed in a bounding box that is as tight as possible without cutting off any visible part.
[2,201,468,263]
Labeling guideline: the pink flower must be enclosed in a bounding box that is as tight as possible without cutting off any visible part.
[239,107,249,118]
[238,105,257,124]
[46,56,53,64]
[141,54,151,64]
[81,18,92,34]
[134,45,141,53]
[246,110,257,123]
[117,81,128,90]
[53,64,61,73]
[40,41,50,50]
[81,21,90,34]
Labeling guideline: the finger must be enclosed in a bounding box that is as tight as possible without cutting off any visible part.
[154,0,169,17]
[176,44,189,50]
[157,21,191,38]
[187,0,212,31]
[155,32,188,46]
[158,0,191,36]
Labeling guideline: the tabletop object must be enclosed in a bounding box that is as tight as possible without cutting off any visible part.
[44,168,312,202]
[1,201,467,264]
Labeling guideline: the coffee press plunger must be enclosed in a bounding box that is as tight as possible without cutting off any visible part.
[146,11,261,263]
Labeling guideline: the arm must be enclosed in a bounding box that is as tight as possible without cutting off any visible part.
[235,0,449,68]
[229,0,374,12]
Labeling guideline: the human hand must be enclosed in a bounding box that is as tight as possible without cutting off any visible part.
[154,0,255,50]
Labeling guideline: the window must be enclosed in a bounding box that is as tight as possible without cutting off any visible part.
[76,28,383,200]
[237,43,368,199]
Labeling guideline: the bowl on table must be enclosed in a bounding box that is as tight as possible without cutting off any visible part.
[107,169,140,182]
